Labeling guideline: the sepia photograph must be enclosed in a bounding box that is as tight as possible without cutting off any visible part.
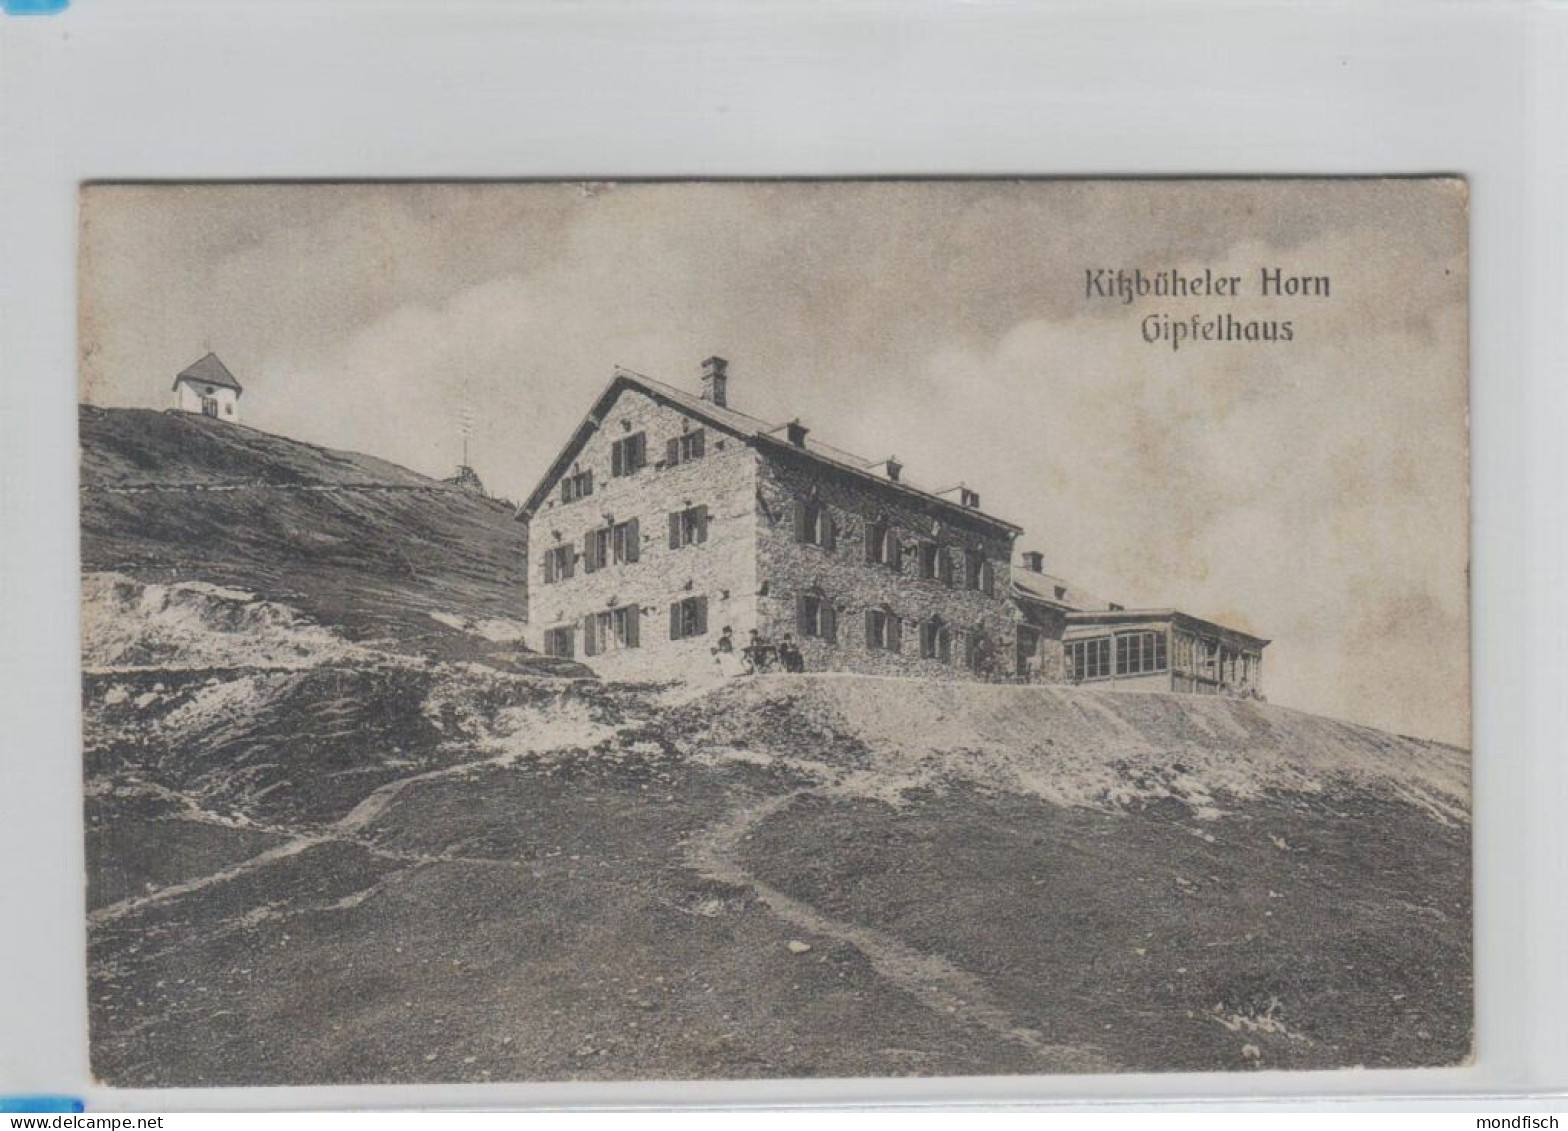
[77,179,1470,1087]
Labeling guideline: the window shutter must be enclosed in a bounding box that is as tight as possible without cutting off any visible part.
[666,437,681,467]
[865,525,878,564]
[793,500,808,543]
[627,605,640,648]
[823,514,837,552]
[888,535,902,572]
[823,603,837,643]
[889,615,902,653]
[584,531,598,573]
[864,609,876,648]
[583,614,598,657]
[981,560,994,595]
[668,511,682,550]
[611,441,623,477]
[692,430,705,460]
[669,602,682,640]
[542,552,555,584]
[694,596,708,637]
[696,505,709,544]
[626,518,640,563]
[563,548,575,579]
[796,594,808,634]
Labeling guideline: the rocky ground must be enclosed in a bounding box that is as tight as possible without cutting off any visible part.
[79,407,1472,1086]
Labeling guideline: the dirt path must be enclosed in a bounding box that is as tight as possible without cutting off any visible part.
[683,788,1113,1073]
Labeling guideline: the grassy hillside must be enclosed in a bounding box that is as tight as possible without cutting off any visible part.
[80,407,1471,1086]
[80,406,571,671]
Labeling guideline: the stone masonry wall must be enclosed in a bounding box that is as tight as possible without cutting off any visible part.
[753,449,1019,678]
[525,387,760,680]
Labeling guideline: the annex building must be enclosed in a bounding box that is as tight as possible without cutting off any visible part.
[518,357,1266,696]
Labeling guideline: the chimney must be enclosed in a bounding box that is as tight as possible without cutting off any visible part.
[786,419,809,448]
[869,455,903,482]
[1021,550,1045,573]
[937,483,980,509]
[700,356,729,408]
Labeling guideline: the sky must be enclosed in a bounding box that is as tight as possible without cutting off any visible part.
[79,180,1470,745]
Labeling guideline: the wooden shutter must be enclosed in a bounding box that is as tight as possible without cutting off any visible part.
[864,609,876,649]
[888,614,902,653]
[626,518,640,563]
[542,552,555,584]
[583,614,598,657]
[823,602,837,643]
[793,500,808,543]
[666,437,681,467]
[669,601,682,640]
[823,513,837,552]
[583,531,598,573]
[865,524,879,564]
[692,430,705,460]
[563,547,575,579]
[626,605,640,648]
[669,511,682,549]
[888,535,903,573]
[796,594,809,634]
[696,505,709,543]
[694,596,708,637]
[611,440,624,477]
[981,559,994,596]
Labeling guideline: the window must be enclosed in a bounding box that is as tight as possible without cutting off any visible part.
[866,523,902,570]
[920,617,952,663]
[611,518,640,565]
[201,396,219,418]
[541,544,575,584]
[1115,631,1168,676]
[797,593,837,641]
[1068,637,1112,680]
[611,432,648,477]
[583,518,638,572]
[665,428,707,467]
[865,607,902,652]
[668,504,710,548]
[793,499,835,550]
[584,605,641,656]
[543,626,575,659]
[963,551,993,594]
[1196,638,1220,678]
[669,595,709,640]
[561,468,594,503]
[938,547,955,587]
[918,543,940,580]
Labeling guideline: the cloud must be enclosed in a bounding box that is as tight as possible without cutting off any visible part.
[78,181,1470,743]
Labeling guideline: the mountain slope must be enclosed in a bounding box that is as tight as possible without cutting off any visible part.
[79,407,1472,1085]
[80,406,569,670]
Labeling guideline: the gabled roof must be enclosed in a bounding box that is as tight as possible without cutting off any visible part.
[171,352,243,394]
[518,366,1023,535]
[1011,569,1111,613]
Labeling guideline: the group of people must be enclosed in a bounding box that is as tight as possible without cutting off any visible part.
[710,626,805,677]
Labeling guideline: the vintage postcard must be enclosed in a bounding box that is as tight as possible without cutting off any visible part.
[78,180,1470,1085]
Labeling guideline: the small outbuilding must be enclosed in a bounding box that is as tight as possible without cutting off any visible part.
[172,353,243,422]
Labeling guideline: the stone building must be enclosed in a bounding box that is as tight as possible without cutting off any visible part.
[172,352,243,422]
[519,358,1020,680]
[519,357,1268,694]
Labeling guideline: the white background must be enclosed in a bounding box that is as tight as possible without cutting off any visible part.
[1,0,1564,1112]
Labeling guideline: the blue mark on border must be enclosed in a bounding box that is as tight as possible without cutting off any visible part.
[1,0,71,14]
[0,1097,85,1113]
